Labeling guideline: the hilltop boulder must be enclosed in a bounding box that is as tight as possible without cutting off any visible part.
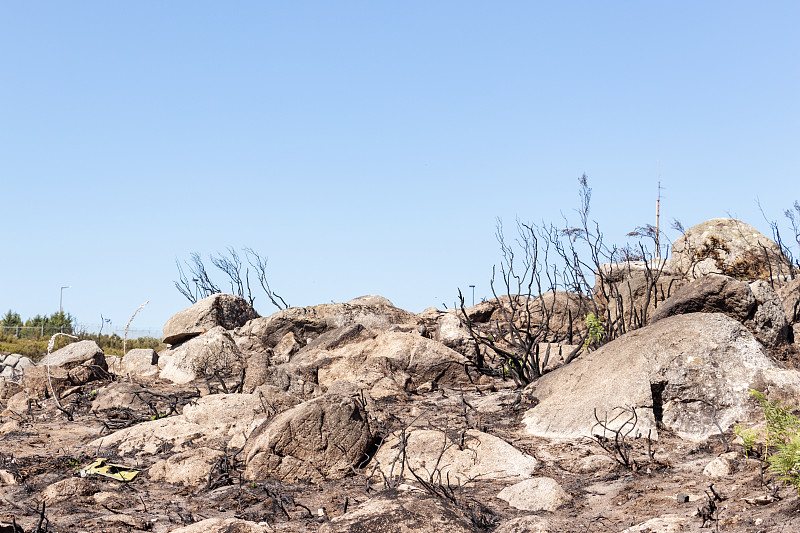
[163,294,259,345]
[668,218,783,280]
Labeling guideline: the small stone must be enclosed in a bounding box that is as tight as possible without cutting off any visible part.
[703,456,732,477]
[416,381,434,394]
[676,494,689,503]
[0,469,16,485]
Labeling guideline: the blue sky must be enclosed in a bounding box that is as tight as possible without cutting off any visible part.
[1,2,798,334]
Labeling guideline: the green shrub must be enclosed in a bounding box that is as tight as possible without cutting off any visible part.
[583,312,604,350]
[746,390,800,494]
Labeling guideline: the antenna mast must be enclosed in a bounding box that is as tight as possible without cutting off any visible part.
[655,160,662,259]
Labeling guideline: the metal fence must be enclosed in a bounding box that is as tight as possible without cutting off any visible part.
[0,325,161,339]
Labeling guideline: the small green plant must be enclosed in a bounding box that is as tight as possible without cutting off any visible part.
[150,413,167,421]
[744,390,800,495]
[734,424,758,457]
[584,312,604,349]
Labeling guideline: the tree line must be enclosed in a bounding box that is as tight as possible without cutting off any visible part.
[0,310,74,338]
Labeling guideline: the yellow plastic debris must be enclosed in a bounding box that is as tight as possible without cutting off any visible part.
[78,459,139,482]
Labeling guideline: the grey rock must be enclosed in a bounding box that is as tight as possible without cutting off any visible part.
[119,348,159,377]
[597,260,685,330]
[168,518,270,533]
[650,275,790,347]
[39,340,106,373]
[746,280,790,346]
[160,326,246,384]
[235,301,420,353]
[163,293,259,345]
[244,393,373,483]
[347,294,395,307]
[493,516,553,533]
[650,274,756,323]
[497,477,572,511]
[778,277,800,325]
[15,356,34,370]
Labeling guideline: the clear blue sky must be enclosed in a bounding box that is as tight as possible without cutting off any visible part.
[1,2,798,334]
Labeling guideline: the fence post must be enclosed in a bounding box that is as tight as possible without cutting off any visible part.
[41,324,44,337]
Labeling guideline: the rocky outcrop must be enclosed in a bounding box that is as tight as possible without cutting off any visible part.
[372,428,537,483]
[243,393,373,483]
[160,326,246,384]
[778,277,800,342]
[778,278,800,325]
[483,291,592,344]
[649,274,789,346]
[162,294,259,345]
[234,300,420,353]
[522,313,800,441]
[246,329,470,399]
[669,218,783,280]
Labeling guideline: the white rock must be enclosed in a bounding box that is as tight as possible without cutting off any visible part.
[496,477,571,511]
[703,456,732,477]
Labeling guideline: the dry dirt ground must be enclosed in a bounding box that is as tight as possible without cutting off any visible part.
[2,376,800,533]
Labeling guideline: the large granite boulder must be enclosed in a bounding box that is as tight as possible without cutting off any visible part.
[649,274,789,346]
[163,294,259,345]
[118,348,159,377]
[522,313,800,441]
[243,393,373,483]
[668,218,783,280]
